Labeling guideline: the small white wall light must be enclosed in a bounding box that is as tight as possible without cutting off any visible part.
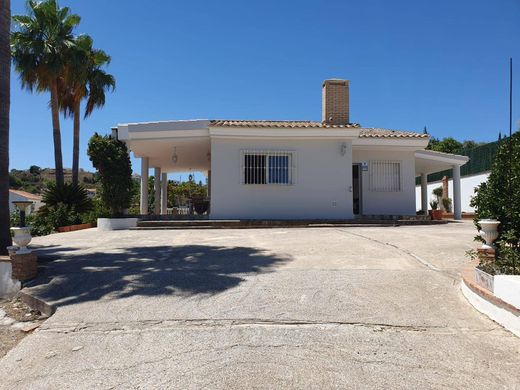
[172,147,178,164]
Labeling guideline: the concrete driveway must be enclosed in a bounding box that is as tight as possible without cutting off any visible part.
[1,222,519,389]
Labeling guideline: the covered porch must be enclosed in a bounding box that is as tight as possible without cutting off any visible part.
[415,150,470,220]
[117,120,212,216]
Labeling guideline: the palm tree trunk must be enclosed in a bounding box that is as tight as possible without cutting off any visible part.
[50,79,64,187]
[72,99,80,186]
[0,0,11,255]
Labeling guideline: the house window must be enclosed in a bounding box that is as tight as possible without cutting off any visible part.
[369,161,401,192]
[242,151,294,185]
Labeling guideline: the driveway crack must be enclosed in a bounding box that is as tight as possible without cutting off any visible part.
[334,228,459,280]
[37,318,499,335]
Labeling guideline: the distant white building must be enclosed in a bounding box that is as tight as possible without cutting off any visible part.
[86,188,97,199]
[9,189,43,215]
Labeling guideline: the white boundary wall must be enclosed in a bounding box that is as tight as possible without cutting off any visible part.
[415,172,489,213]
[461,282,520,338]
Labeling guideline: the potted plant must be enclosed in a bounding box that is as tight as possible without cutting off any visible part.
[478,219,500,249]
[429,200,443,220]
[441,197,452,213]
[432,186,443,201]
[88,134,137,230]
[192,196,209,215]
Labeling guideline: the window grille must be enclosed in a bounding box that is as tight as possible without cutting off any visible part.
[369,160,401,192]
[241,150,295,185]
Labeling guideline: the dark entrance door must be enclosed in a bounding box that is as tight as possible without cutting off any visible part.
[352,164,361,215]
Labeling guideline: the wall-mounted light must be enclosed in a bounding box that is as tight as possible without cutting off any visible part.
[172,147,178,164]
[341,142,347,156]
[207,151,211,161]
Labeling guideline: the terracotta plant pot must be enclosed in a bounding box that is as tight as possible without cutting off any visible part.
[431,210,443,220]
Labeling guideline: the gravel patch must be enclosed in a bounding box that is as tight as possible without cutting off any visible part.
[0,297,46,358]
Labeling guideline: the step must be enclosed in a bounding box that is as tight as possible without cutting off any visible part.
[132,219,448,230]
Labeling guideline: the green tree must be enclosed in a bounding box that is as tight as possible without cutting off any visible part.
[461,140,484,151]
[9,173,21,188]
[11,0,81,187]
[167,180,207,208]
[29,165,41,175]
[0,0,11,254]
[471,131,520,274]
[87,133,133,216]
[60,34,115,185]
[429,137,463,154]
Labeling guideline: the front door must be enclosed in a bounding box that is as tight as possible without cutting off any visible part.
[352,164,361,215]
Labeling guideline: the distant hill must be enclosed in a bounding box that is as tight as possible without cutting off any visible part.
[9,166,99,194]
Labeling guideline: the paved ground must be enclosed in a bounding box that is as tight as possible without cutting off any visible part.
[1,222,519,389]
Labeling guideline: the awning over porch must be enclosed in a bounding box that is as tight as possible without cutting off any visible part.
[118,120,211,173]
[415,149,469,176]
[415,150,470,220]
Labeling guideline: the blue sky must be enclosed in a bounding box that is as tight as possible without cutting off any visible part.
[10,0,520,180]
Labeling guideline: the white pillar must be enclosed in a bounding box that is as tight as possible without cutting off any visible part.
[161,172,168,215]
[421,173,428,215]
[207,170,211,215]
[154,167,161,215]
[453,164,462,220]
[140,157,149,215]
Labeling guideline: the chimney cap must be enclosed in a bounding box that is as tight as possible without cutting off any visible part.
[322,79,349,87]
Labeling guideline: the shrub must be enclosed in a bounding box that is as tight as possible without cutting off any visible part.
[40,182,93,215]
[87,133,134,216]
[432,186,443,199]
[441,197,452,213]
[429,200,438,210]
[82,196,111,224]
[10,210,53,237]
[37,183,94,231]
[471,132,520,275]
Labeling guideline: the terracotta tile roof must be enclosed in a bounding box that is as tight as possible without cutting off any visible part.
[209,120,360,129]
[359,128,429,139]
[209,120,427,138]
[9,189,42,201]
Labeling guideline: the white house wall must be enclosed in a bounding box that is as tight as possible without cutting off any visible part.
[352,149,417,216]
[415,172,489,213]
[210,138,353,219]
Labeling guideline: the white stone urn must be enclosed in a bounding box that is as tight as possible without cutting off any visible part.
[478,219,500,249]
[10,227,32,254]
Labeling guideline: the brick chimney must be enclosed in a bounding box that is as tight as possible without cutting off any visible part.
[322,79,350,125]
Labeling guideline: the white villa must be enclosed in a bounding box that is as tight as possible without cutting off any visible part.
[117,79,469,220]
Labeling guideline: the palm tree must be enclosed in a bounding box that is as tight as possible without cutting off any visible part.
[60,34,115,185]
[11,0,80,188]
[0,0,11,255]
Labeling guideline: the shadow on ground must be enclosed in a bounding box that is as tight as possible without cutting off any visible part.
[26,244,292,307]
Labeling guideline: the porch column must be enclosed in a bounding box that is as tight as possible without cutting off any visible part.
[420,173,428,215]
[453,164,462,220]
[140,157,149,215]
[161,172,168,215]
[154,167,161,215]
